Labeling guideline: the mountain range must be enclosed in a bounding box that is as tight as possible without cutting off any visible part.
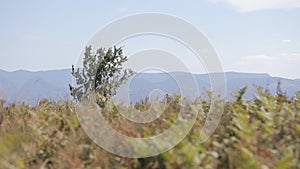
[0,69,299,105]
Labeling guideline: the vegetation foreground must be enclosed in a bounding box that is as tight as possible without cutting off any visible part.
[0,87,300,169]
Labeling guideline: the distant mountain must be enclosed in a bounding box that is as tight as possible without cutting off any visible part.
[0,69,299,105]
[124,72,300,103]
[0,69,72,104]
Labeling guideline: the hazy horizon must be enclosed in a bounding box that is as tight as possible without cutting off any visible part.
[1,68,299,80]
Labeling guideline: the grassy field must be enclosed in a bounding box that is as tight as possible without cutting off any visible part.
[0,87,300,169]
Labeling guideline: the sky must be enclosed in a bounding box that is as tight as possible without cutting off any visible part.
[0,0,300,79]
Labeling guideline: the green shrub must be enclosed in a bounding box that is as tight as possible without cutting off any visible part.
[0,88,299,169]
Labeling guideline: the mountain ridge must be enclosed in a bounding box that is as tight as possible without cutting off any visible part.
[0,69,299,105]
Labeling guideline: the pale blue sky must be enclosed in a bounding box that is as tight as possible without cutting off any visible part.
[0,0,300,78]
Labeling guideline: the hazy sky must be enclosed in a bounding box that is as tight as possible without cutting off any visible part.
[0,0,300,78]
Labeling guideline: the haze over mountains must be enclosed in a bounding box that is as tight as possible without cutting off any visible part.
[0,69,299,105]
